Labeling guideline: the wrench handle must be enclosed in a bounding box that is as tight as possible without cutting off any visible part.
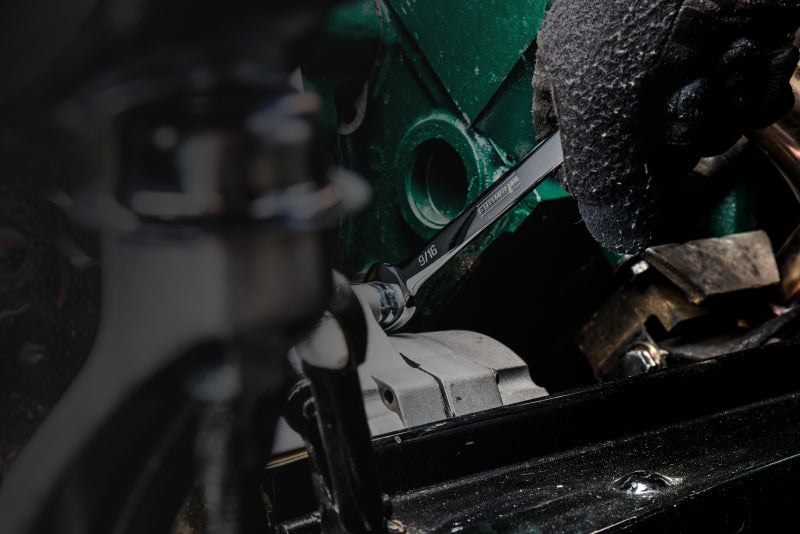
[398,131,564,294]
[364,131,563,332]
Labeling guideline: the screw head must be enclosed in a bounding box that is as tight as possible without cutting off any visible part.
[620,341,666,377]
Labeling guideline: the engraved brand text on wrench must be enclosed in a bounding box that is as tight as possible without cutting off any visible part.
[477,174,520,218]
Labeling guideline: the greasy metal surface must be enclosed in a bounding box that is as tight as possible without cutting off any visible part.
[644,231,780,305]
[391,331,547,418]
[370,344,800,491]
[413,331,548,406]
[576,271,707,372]
[392,334,502,417]
[350,286,546,433]
[270,342,800,533]
[354,292,448,434]
[389,390,800,534]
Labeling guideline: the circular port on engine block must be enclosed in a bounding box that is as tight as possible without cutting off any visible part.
[407,139,468,227]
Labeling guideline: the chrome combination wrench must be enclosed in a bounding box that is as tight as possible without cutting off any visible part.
[357,131,564,332]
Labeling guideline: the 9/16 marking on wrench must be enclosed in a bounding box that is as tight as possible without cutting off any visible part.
[418,244,438,267]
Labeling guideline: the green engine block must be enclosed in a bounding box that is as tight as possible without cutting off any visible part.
[302,0,762,328]
[303,0,569,324]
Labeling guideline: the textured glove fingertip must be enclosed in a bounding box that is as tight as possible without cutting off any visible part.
[574,186,661,255]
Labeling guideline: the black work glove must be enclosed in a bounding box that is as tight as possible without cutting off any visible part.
[533,0,800,254]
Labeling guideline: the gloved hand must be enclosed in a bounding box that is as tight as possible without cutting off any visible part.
[533,0,800,254]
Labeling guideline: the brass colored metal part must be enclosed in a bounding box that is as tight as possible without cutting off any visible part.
[581,231,782,373]
[744,63,800,306]
[577,281,707,372]
[749,64,800,203]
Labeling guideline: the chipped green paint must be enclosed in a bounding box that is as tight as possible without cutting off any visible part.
[303,0,566,322]
[385,0,548,121]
